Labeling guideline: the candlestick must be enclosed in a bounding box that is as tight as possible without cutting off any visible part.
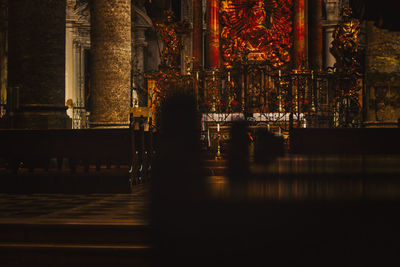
[207,128,211,147]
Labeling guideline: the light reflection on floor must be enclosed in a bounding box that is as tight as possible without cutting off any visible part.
[207,155,400,201]
[207,176,400,200]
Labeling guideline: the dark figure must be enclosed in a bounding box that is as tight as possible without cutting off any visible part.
[254,127,284,165]
[227,120,250,180]
[151,93,206,266]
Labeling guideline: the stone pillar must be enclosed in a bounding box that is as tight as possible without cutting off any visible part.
[90,0,131,128]
[206,0,220,69]
[181,0,193,74]
[193,0,203,70]
[8,0,68,129]
[309,0,323,70]
[134,27,147,106]
[323,0,340,69]
[294,0,307,69]
[133,6,152,107]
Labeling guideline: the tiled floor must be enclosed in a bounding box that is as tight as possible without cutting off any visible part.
[0,184,149,225]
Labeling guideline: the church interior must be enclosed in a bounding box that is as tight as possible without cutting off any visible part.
[1,0,400,266]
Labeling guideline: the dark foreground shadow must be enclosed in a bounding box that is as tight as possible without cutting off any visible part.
[151,94,400,267]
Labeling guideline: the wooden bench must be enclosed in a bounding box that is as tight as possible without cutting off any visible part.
[0,129,156,175]
[290,128,400,155]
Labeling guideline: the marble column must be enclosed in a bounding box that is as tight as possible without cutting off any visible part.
[206,0,220,69]
[193,0,203,70]
[294,0,307,69]
[7,0,69,129]
[309,0,323,70]
[90,0,131,128]
[323,0,340,69]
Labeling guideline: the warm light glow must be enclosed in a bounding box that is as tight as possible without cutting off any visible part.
[220,0,293,68]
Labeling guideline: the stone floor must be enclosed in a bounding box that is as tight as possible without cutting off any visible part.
[1,156,400,266]
[0,184,149,225]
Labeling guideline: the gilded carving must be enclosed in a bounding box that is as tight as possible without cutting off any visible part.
[330,7,360,73]
[220,0,293,69]
[154,10,189,68]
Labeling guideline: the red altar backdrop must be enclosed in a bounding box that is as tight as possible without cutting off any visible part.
[219,0,294,69]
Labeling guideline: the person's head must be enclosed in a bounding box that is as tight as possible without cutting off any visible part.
[165,10,175,23]
[342,7,353,21]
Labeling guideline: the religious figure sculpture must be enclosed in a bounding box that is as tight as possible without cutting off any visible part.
[330,7,360,72]
[154,10,188,68]
[220,0,293,68]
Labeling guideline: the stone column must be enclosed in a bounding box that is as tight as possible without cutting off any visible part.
[8,0,68,129]
[90,0,131,128]
[294,0,307,69]
[309,0,323,70]
[193,0,203,70]
[206,0,220,69]
[323,0,340,69]
[181,0,193,74]
[134,27,147,106]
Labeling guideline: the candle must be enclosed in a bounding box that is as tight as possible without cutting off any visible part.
[228,71,230,82]
[207,128,211,147]
[196,71,199,81]
[279,70,281,77]
[311,70,314,80]
[294,70,297,74]
[217,123,220,132]
[212,71,215,81]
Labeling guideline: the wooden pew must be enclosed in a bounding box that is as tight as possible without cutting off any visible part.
[290,128,400,155]
[0,129,133,173]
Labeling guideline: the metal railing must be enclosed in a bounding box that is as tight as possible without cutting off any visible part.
[72,100,89,129]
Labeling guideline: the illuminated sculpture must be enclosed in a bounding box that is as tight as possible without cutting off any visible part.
[330,7,360,72]
[220,0,293,68]
[154,10,188,68]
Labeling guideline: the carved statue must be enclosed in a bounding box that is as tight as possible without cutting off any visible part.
[220,0,293,68]
[330,7,360,72]
[154,10,189,68]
